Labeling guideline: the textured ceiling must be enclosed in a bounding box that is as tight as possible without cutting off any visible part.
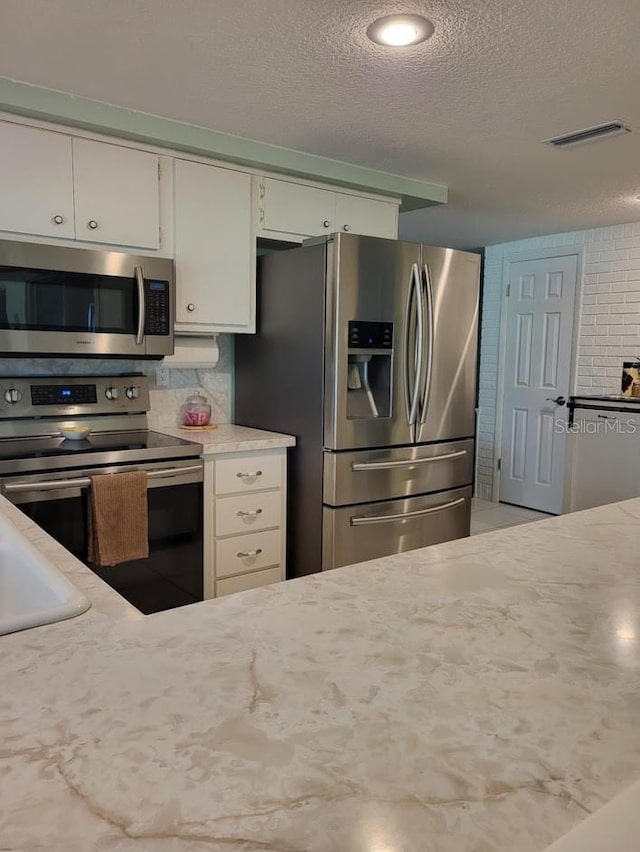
[1,0,640,247]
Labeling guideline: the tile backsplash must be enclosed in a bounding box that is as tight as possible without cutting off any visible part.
[0,334,233,426]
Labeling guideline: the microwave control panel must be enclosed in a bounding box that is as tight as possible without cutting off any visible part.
[145,281,171,336]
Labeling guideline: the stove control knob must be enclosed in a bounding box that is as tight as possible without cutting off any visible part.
[125,386,139,400]
[4,388,22,405]
[105,387,120,401]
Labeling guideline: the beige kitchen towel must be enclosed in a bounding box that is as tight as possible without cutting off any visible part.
[88,471,149,567]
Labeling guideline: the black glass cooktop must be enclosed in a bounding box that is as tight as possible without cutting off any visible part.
[0,431,202,476]
[0,430,196,462]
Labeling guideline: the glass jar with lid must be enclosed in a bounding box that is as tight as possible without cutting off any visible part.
[181,392,212,427]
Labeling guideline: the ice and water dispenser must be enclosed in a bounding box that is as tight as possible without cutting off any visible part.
[346,320,393,419]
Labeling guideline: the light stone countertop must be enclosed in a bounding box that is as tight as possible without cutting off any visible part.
[2,495,640,851]
[159,423,296,455]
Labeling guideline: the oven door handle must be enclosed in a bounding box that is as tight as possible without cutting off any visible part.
[135,265,145,346]
[2,464,203,495]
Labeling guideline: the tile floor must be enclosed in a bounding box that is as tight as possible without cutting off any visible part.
[471,498,551,535]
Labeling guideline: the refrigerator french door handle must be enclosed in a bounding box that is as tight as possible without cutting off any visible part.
[350,496,466,526]
[404,263,424,434]
[419,263,435,425]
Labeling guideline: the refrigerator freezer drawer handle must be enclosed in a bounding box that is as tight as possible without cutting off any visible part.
[351,449,467,471]
[350,496,466,526]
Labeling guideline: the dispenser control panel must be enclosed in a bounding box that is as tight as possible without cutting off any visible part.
[348,321,393,349]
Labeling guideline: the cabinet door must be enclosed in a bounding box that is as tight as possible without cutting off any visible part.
[262,178,335,237]
[0,123,75,239]
[569,410,640,511]
[174,159,253,331]
[334,193,398,239]
[72,138,159,249]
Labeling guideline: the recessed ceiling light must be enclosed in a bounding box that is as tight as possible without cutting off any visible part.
[367,14,435,47]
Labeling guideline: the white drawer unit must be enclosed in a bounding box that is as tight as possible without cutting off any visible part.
[216,566,282,598]
[215,490,281,537]
[203,448,288,599]
[215,452,283,495]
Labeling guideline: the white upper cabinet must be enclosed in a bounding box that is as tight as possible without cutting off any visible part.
[72,139,160,249]
[334,192,398,239]
[258,177,399,241]
[0,121,160,249]
[0,123,75,239]
[261,178,335,237]
[174,159,254,333]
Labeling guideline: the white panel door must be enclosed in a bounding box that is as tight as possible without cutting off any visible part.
[0,123,75,238]
[72,138,159,249]
[500,255,577,513]
[334,193,398,239]
[174,159,253,331]
[262,178,335,237]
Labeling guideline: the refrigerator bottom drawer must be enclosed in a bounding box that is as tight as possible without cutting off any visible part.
[322,486,471,571]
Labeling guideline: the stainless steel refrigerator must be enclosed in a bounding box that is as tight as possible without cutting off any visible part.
[235,233,480,578]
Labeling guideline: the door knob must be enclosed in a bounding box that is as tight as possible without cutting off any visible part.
[546,395,566,406]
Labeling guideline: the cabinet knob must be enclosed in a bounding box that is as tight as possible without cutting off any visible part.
[322,219,331,228]
[343,224,350,232]
[87,219,99,230]
[187,303,195,312]
[52,214,64,225]
[237,548,263,559]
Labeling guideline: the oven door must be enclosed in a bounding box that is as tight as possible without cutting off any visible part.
[3,459,203,614]
[0,240,174,357]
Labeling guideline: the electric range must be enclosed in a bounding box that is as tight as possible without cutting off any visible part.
[0,374,204,615]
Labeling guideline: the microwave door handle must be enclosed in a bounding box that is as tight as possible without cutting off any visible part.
[135,265,145,346]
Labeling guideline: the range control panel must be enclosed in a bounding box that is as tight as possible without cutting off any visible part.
[348,321,393,350]
[0,375,151,418]
[31,384,98,407]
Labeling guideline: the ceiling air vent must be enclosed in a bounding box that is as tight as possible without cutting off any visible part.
[545,120,631,149]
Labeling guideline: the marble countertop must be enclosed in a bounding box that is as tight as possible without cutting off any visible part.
[159,422,296,455]
[2,496,640,851]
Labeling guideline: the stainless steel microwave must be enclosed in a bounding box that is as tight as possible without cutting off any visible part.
[0,239,174,358]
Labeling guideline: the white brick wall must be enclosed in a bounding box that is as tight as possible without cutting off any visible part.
[477,221,640,500]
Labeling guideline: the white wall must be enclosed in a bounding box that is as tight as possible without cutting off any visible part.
[478,221,640,500]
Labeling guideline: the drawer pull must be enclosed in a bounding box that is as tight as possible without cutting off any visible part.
[350,496,465,526]
[352,449,467,472]
[237,509,263,517]
[237,548,263,558]
[236,470,263,479]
